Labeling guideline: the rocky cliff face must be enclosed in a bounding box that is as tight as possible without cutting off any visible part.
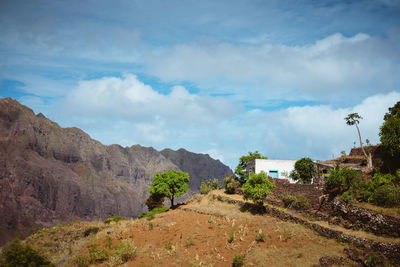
[161,148,232,190]
[0,98,232,245]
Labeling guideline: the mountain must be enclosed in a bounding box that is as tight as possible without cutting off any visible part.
[161,148,232,191]
[0,98,232,245]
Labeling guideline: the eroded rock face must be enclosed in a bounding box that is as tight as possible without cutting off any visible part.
[0,98,232,245]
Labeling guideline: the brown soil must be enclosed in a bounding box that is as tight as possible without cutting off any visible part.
[22,193,354,267]
[121,195,349,267]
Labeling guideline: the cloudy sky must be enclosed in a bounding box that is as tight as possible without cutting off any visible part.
[1,0,399,169]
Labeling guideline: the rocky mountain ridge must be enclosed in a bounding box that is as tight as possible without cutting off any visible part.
[0,97,232,245]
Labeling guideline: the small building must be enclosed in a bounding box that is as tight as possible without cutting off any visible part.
[246,159,297,183]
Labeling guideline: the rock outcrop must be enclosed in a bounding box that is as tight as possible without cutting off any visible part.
[0,98,232,245]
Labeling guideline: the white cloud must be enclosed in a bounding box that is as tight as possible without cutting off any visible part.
[145,32,400,105]
[62,74,236,126]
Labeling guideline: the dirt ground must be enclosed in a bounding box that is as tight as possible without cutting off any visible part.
[117,194,350,267]
[24,193,353,267]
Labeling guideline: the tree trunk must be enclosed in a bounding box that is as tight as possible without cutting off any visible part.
[355,123,372,169]
[170,196,174,208]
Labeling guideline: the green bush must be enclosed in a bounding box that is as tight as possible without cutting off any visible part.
[200,179,222,194]
[104,216,122,224]
[232,254,245,267]
[0,239,55,267]
[138,206,169,220]
[372,184,400,207]
[224,175,241,194]
[325,166,361,198]
[243,172,275,206]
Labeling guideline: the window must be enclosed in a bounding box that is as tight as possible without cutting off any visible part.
[268,170,279,178]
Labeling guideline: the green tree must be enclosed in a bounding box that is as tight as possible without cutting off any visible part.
[148,170,189,208]
[243,172,275,206]
[345,113,372,168]
[235,151,267,183]
[289,157,316,184]
[380,101,400,157]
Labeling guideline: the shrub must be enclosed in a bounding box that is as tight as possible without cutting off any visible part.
[372,184,400,207]
[224,175,241,194]
[0,239,55,267]
[292,195,310,210]
[84,227,100,237]
[104,216,122,224]
[138,206,169,220]
[73,255,89,267]
[255,229,265,242]
[282,195,296,207]
[145,193,165,210]
[325,167,361,198]
[227,232,235,243]
[232,254,245,267]
[200,179,222,194]
[114,239,137,262]
[282,195,310,210]
[89,247,109,263]
[243,172,275,206]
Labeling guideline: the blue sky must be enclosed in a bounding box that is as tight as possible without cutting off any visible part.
[1,0,400,169]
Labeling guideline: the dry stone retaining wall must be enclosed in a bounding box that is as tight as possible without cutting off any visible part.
[212,193,400,264]
[331,198,400,237]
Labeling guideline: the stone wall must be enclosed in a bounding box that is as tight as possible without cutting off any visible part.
[330,198,400,237]
[211,193,400,264]
[269,178,323,209]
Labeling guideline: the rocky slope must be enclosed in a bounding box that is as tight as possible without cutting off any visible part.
[0,98,232,245]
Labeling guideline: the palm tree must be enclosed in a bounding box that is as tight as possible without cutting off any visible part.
[345,113,372,168]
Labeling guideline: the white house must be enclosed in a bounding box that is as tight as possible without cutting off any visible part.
[247,159,297,183]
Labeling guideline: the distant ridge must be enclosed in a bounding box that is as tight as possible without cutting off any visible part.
[0,97,232,245]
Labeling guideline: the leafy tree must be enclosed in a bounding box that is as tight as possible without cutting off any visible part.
[289,157,316,184]
[380,101,400,157]
[148,170,189,208]
[235,151,267,183]
[345,113,372,168]
[242,172,275,206]
[0,239,55,267]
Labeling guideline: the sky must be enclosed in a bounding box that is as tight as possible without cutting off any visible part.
[1,0,400,169]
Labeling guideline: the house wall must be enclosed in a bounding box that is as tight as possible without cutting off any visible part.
[254,159,296,183]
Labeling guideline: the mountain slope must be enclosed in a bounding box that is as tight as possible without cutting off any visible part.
[161,148,232,190]
[0,98,232,245]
